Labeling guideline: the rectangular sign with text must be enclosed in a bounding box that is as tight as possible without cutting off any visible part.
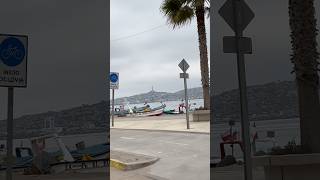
[0,34,28,87]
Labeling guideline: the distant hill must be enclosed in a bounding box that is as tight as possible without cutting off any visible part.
[213,81,301,122]
[114,80,313,122]
[114,87,203,105]
[1,80,319,138]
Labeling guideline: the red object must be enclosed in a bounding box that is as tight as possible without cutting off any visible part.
[220,131,243,160]
[221,131,238,142]
[178,103,186,112]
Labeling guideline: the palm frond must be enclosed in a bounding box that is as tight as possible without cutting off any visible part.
[161,0,195,28]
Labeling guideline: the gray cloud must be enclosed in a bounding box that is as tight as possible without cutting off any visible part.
[0,0,108,119]
[0,0,318,119]
[111,0,210,99]
[212,0,320,94]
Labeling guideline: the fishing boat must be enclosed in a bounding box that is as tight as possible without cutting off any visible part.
[151,104,166,111]
[114,109,129,117]
[0,134,109,174]
[135,109,164,117]
[113,104,152,117]
[132,105,150,113]
[163,109,182,115]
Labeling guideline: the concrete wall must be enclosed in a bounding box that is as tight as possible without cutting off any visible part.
[192,110,210,122]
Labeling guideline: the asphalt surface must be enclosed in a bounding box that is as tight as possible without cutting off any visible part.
[110,129,210,180]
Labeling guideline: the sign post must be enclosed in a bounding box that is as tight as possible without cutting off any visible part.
[6,87,13,180]
[178,59,190,129]
[111,88,115,127]
[110,72,119,127]
[219,1,255,180]
[0,34,28,180]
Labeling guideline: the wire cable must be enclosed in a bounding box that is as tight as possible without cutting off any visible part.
[111,24,167,42]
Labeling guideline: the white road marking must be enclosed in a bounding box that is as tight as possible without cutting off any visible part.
[120,137,136,140]
[159,140,189,146]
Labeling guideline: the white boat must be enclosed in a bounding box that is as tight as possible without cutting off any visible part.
[135,109,164,117]
[1,132,109,174]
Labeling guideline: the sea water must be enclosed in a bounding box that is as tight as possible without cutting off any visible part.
[114,99,204,111]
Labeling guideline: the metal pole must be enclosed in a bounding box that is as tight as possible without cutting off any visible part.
[6,87,14,180]
[233,0,253,180]
[112,88,115,127]
[231,125,234,156]
[184,74,190,129]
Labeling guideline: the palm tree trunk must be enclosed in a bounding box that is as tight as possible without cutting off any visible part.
[195,1,210,110]
[289,0,320,153]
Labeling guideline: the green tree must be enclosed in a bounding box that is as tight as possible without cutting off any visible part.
[161,0,210,109]
[289,0,320,152]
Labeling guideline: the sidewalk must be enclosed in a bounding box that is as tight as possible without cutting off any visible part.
[110,150,159,171]
[211,165,265,180]
[110,114,209,133]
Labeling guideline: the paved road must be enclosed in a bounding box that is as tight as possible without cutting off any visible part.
[110,129,210,180]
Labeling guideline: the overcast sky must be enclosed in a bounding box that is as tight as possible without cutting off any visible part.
[0,0,108,119]
[212,0,320,94]
[0,0,319,119]
[111,0,210,99]
[111,0,320,99]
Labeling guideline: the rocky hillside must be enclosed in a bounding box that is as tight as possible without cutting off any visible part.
[213,81,301,122]
[114,88,203,104]
[0,101,108,139]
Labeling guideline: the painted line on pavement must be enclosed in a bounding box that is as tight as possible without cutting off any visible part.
[158,140,189,146]
[111,128,210,135]
[120,137,136,140]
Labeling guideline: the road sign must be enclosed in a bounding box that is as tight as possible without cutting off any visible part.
[180,73,189,79]
[219,1,255,180]
[178,59,190,129]
[110,72,119,89]
[223,36,252,54]
[219,0,254,32]
[0,35,28,87]
[178,59,189,72]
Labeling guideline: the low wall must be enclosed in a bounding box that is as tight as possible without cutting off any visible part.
[253,153,320,180]
[192,110,210,122]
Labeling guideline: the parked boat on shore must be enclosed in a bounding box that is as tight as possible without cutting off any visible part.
[134,109,164,117]
[113,103,167,117]
[163,109,182,115]
[0,134,109,174]
[151,104,166,111]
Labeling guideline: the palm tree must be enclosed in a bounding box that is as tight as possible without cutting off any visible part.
[289,0,320,152]
[161,0,210,109]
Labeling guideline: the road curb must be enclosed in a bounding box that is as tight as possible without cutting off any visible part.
[110,128,210,135]
[110,151,159,171]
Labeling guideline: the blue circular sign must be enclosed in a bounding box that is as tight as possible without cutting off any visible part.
[110,73,118,83]
[0,37,26,67]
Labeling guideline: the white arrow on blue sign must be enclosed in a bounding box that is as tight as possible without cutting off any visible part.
[110,72,119,89]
